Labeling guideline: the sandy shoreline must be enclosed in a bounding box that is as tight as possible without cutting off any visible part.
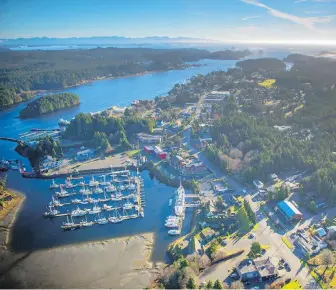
[0,190,162,288]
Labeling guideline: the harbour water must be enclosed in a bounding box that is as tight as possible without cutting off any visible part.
[0,55,284,260]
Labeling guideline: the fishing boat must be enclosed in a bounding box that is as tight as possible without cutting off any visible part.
[123,202,134,210]
[105,184,116,193]
[71,207,87,217]
[89,176,99,187]
[168,229,181,236]
[43,205,60,218]
[50,179,59,189]
[55,186,71,198]
[89,203,101,215]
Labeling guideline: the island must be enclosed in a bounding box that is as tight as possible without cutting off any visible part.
[19,93,80,118]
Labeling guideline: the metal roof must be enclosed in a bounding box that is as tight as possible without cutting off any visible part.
[277,200,302,218]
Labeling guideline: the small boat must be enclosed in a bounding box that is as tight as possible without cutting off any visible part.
[115,192,122,199]
[165,222,179,228]
[50,179,59,189]
[79,187,91,195]
[50,196,62,206]
[43,205,59,218]
[96,213,108,225]
[78,181,86,187]
[71,207,87,217]
[64,179,75,189]
[89,203,101,215]
[83,197,98,203]
[169,199,173,206]
[102,204,114,211]
[128,183,136,190]
[168,229,181,236]
[80,216,94,227]
[129,213,138,219]
[105,184,116,193]
[55,186,71,198]
[89,176,99,187]
[123,202,134,210]
[108,216,122,223]
[140,209,144,218]
[100,175,111,186]
[94,187,103,194]
[71,198,82,204]
[119,185,126,191]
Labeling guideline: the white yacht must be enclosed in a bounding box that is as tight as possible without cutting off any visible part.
[168,229,181,236]
[79,186,91,195]
[128,183,136,190]
[100,175,111,186]
[94,187,103,194]
[50,179,59,189]
[102,204,114,211]
[140,208,144,218]
[64,179,75,189]
[50,196,62,207]
[96,213,108,224]
[174,182,185,216]
[71,198,82,204]
[80,216,94,227]
[165,222,179,228]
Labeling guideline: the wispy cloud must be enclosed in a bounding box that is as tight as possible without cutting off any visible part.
[242,15,261,21]
[241,0,333,30]
[294,0,307,3]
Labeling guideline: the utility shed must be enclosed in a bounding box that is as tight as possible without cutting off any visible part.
[277,200,303,221]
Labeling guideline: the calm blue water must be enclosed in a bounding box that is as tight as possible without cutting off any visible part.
[0,58,238,260]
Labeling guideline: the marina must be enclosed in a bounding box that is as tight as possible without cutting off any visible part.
[44,170,145,230]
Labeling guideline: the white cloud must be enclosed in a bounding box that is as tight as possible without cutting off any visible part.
[242,15,261,20]
[294,0,307,3]
[241,0,333,30]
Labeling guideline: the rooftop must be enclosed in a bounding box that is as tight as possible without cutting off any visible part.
[277,200,302,219]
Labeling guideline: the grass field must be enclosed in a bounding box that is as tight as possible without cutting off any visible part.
[258,79,276,88]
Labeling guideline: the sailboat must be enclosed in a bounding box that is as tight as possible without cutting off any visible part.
[80,215,93,227]
[89,202,101,214]
[50,179,59,189]
[55,185,71,198]
[79,185,91,195]
[64,179,75,189]
[105,184,116,193]
[71,206,87,217]
[71,198,82,204]
[96,212,108,224]
[89,176,99,187]
[43,205,60,217]
[61,215,80,231]
[50,196,62,207]
[140,208,145,218]
[123,201,134,210]
[102,204,114,211]
[100,175,111,186]
[94,187,103,194]
[108,208,123,223]
[98,190,109,202]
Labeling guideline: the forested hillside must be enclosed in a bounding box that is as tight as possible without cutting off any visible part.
[0,47,250,110]
[19,93,80,118]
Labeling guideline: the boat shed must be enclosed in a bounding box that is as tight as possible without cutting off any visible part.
[277,200,303,221]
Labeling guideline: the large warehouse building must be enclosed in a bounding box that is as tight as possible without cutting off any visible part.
[277,200,303,221]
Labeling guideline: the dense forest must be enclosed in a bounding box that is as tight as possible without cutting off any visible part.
[237,58,286,73]
[0,86,33,108]
[64,112,155,151]
[0,47,250,110]
[19,93,80,118]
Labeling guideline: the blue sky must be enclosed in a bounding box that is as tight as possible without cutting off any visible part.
[0,0,335,44]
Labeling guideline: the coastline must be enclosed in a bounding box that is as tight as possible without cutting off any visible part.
[0,232,161,288]
[0,189,25,250]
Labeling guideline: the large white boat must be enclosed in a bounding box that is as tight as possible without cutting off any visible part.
[174,182,185,216]
[50,179,59,189]
[165,222,179,228]
[71,207,87,217]
[89,176,99,187]
[140,208,144,218]
[168,229,181,236]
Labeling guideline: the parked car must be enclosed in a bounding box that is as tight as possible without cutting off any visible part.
[229,272,239,280]
[285,278,291,284]
[249,233,255,239]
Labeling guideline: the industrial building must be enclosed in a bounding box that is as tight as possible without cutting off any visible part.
[277,200,303,221]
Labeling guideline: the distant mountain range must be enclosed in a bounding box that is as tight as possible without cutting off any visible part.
[0,36,218,47]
